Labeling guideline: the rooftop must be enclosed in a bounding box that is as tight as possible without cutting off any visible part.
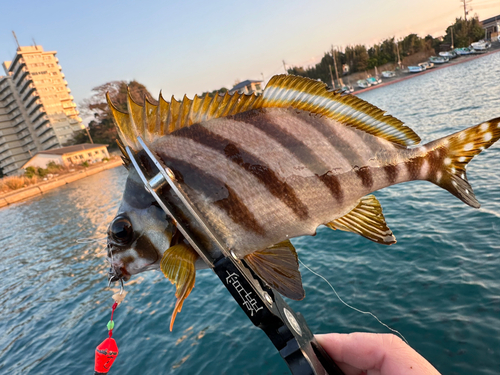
[37,144,107,155]
[231,79,262,91]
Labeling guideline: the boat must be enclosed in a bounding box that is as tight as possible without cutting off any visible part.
[381,70,396,78]
[439,51,457,59]
[429,56,449,64]
[366,76,382,85]
[341,85,354,93]
[471,40,491,52]
[419,62,434,70]
[454,47,472,55]
[408,65,425,73]
[356,79,371,88]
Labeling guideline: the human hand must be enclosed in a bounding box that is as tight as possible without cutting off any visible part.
[316,332,441,375]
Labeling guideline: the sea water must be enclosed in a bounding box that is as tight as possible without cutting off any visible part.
[0,51,499,375]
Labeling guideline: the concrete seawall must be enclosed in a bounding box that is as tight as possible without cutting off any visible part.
[0,159,123,209]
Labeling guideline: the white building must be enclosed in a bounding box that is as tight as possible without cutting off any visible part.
[0,45,84,175]
[22,144,109,169]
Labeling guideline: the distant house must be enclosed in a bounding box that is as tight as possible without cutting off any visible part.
[229,80,263,95]
[481,15,500,41]
[22,144,109,170]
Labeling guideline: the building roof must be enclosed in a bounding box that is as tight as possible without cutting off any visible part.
[230,80,262,91]
[481,15,500,26]
[37,144,108,155]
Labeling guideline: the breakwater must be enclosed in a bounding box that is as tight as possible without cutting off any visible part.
[0,159,122,208]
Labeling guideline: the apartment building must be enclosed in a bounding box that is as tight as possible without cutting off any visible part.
[0,45,84,175]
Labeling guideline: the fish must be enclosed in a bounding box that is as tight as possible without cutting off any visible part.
[106,74,500,330]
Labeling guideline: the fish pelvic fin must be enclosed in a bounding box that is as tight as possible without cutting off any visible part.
[160,243,198,331]
[325,195,396,245]
[244,240,305,300]
[425,117,500,208]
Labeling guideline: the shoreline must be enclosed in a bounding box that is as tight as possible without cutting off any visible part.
[353,46,500,95]
[0,159,123,209]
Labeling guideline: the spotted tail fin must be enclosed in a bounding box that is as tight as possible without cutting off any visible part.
[425,117,500,208]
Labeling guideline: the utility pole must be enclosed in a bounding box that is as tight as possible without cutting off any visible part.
[282,60,288,74]
[395,39,402,70]
[461,0,470,21]
[331,46,340,89]
[328,64,336,89]
[85,126,94,144]
[451,26,454,49]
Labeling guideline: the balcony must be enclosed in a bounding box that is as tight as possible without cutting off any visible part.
[22,88,37,103]
[33,116,49,130]
[40,131,57,145]
[36,124,53,138]
[0,91,13,102]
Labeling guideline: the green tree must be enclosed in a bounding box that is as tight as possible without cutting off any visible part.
[444,17,484,48]
[67,80,153,149]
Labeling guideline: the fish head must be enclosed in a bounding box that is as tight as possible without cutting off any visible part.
[107,167,176,283]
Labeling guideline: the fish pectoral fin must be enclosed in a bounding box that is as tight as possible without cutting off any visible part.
[325,195,396,245]
[244,240,305,301]
[160,243,197,331]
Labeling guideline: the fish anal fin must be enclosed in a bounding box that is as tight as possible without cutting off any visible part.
[326,195,396,245]
[244,240,305,300]
[160,243,198,331]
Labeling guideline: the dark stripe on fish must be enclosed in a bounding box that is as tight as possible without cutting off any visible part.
[155,153,266,236]
[426,147,446,181]
[405,156,425,180]
[317,172,343,201]
[355,166,374,188]
[133,235,160,264]
[383,164,399,184]
[172,124,309,220]
[237,110,344,202]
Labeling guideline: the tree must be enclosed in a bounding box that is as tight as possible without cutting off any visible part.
[67,80,153,149]
[443,17,484,48]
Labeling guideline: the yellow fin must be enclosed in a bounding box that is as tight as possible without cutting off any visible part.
[108,74,420,156]
[160,243,198,331]
[325,195,396,245]
[244,240,304,300]
[262,75,420,146]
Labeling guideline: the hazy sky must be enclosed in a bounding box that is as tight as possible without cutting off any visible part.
[1,0,498,123]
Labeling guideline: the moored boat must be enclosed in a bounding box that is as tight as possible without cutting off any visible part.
[408,65,425,73]
[429,56,449,64]
[381,70,395,78]
[356,79,371,88]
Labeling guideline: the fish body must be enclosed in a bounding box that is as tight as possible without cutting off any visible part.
[106,74,500,329]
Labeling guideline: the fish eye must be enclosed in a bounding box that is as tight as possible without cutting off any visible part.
[109,215,134,245]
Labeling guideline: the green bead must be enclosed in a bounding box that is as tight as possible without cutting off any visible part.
[107,320,115,330]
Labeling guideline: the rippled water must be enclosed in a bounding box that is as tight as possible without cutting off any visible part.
[1,52,499,375]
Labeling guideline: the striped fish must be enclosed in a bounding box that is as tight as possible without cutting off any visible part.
[106,74,500,330]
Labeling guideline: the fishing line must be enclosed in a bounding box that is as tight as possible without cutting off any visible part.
[299,259,408,344]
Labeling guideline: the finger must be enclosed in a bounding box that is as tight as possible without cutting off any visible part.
[316,333,441,375]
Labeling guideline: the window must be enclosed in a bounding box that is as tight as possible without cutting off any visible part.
[94,151,99,154]
[101,150,105,154]
[88,153,92,157]
[66,158,71,163]
[79,155,83,159]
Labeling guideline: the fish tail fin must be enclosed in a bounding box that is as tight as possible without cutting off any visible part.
[425,117,500,208]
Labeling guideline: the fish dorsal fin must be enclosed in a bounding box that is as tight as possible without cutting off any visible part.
[262,75,420,146]
[160,243,198,331]
[244,240,304,300]
[325,195,396,245]
[108,74,420,155]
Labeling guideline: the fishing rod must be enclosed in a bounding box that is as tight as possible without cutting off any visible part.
[101,136,346,375]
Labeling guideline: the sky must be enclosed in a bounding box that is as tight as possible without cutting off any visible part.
[1,0,498,124]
